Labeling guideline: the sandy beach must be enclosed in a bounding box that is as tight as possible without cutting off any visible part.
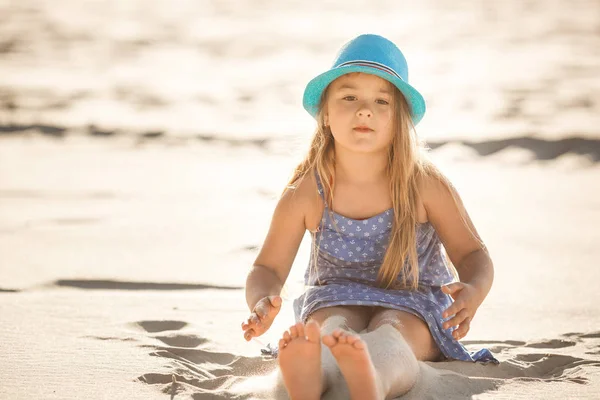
[1,0,600,398]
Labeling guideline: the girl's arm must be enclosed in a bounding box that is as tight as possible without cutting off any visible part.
[246,179,311,312]
[421,174,494,297]
[421,174,494,339]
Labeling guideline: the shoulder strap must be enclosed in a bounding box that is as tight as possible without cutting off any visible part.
[314,170,325,199]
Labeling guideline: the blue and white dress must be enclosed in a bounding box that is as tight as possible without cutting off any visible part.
[291,173,497,364]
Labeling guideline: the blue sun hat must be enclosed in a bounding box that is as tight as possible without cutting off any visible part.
[303,34,426,126]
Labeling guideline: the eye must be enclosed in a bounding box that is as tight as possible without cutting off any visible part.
[342,96,357,101]
[376,99,390,105]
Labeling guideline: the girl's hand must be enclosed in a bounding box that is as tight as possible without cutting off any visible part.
[441,282,484,340]
[241,295,282,341]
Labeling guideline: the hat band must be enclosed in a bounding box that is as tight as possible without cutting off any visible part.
[337,60,402,80]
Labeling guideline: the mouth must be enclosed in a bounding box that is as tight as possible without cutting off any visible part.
[353,126,374,133]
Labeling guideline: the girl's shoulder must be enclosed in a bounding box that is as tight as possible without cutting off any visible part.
[284,169,318,200]
[415,165,460,223]
[416,164,456,203]
[416,166,469,228]
[282,169,323,232]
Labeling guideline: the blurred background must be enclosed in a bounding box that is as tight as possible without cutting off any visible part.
[1,0,598,139]
[1,0,599,344]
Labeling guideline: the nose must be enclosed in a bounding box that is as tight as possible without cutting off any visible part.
[356,103,372,118]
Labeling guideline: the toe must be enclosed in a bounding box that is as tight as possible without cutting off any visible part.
[322,334,336,348]
[283,330,291,342]
[345,335,359,345]
[296,323,306,338]
[305,320,321,343]
[290,324,299,339]
[350,337,366,350]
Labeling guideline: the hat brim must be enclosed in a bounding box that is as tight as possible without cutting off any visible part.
[302,65,426,126]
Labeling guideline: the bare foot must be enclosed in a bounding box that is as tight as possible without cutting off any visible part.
[322,329,381,400]
[278,321,322,400]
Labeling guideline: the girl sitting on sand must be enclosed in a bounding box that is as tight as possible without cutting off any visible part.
[241,34,498,400]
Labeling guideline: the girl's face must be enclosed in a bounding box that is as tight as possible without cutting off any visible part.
[324,73,395,154]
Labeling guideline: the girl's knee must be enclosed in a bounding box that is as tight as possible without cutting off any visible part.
[308,305,372,333]
[319,315,350,334]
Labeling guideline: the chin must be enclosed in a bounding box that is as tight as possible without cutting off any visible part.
[345,142,388,154]
[332,134,390,153]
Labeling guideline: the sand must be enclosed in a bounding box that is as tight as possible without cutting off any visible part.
[1,0,600,398]
[1,134,599,399]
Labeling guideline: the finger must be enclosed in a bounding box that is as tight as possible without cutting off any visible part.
[453,318,471,340]
[245,315,257,327]
[443,309,469,330]
[442,300,464,319]
[442,282,464,295]
[245,312,259,325]
[268,295,282,309]
[254,296,282,320]
[442,283,464,300]
[255,301,270,319]
[243,312,256,324]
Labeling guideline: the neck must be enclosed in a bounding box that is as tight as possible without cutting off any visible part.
[333,145,389,184]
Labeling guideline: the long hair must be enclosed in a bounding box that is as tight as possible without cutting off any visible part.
[286,79,481,290]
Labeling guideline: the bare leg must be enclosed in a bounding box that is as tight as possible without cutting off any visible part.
[362,308,442,398]
[360,324,419,398]
[278,321,322,400]
[307,305,373,333]
[322,329,381,400]
[366,308,441,361]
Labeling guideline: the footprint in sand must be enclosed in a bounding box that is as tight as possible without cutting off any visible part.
[155,334,208,348]
[580,332,600,339]
[462,339,525,354]
[562,331,600,339]
[138,347,278,397]
[134,320,208,348]
[87,321,189,345]
[136,318,279,397]
[524,338,577,349]
[135,320,187,333]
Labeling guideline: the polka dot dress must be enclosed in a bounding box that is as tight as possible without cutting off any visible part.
[291,173,497,364]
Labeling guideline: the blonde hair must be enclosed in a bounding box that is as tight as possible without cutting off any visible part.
[287,77,481,290]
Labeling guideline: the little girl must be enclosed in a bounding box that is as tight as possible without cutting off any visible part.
[241,34,498,399]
